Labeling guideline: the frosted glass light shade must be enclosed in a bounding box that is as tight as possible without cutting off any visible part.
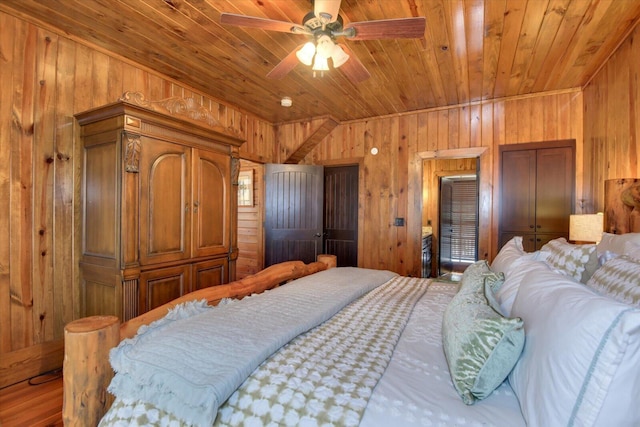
[312,55,329,71]
[296,42,316,66]
[569,213,604,243]
[331,44,350,68]
[315,34,334,59]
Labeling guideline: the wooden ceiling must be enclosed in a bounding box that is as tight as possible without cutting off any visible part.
[2,0,640,124]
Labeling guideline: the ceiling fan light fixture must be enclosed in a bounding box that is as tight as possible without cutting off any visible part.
[331,44,349,68]
[296,41,316,66]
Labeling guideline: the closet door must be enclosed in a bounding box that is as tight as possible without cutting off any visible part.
[535,147,573,234]
[499,141,574,252]
[500,150,536,234]
[138,138,192,265]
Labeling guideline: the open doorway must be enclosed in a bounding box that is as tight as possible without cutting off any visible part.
[421,151,483,279]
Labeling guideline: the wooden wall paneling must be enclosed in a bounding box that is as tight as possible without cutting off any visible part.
[404,114,421,277]
[0,11,277,387]
[529,96,544,142]
[570,91,586,212]
[91,50,110,107]
[73,43,93,114]
[437,109,449,150]
[34,26,57,343]
[11,20,36,351]
[236,161,264,279]
[56,37,80,332]
[584,23,640,213]
[303,90,582,278]
[542,93,559,140]
[416,112,429,152]
[0,12,15,356]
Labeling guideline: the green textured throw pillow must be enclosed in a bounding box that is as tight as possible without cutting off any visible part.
[442,260,525,405]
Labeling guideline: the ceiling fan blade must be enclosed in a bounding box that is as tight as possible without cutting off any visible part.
[220,13,307,34]
[266,45,304,79]
[344,17,426,40]
[337,44,371,84]
[314,0,342,22]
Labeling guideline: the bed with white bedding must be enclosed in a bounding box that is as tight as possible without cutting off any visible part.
[64,232,640,426]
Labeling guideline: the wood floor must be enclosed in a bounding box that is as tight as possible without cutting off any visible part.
[0,370,63,427]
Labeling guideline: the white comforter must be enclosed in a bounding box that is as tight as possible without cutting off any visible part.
[361,282,525,427]
[101,270,526,427]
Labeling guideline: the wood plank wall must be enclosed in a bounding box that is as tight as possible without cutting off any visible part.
[277,91,584,277]
[0,12,276,387]
[236,160,264,279]
[583,25,640,213]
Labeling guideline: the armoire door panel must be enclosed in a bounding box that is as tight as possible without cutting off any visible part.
[193,149,230,258]
[83,139,118,260]
[193,258,228,290]
[139,138,192,265]
[139,265,190,313]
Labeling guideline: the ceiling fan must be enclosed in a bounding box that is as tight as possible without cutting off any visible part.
[220,0,426,84]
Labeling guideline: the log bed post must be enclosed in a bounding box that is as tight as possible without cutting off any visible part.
[62,258,335,426]
[62,315,120,426]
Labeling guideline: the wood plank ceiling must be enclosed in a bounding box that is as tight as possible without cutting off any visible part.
[2,0,640,124]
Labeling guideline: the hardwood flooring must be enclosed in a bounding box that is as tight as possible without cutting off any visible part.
[0,370,63,427]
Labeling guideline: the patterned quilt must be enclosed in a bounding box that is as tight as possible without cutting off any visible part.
[100,274,431,426]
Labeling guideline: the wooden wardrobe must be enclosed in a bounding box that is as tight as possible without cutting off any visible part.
[77,94,244,320]
[499,140,575,252]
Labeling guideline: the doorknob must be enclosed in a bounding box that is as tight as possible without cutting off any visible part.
[314,233,322,237]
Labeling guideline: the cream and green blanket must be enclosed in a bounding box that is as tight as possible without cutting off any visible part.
[101,269,430,426]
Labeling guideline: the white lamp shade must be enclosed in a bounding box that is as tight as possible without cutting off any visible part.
[331,44,350,68]
[569,213,604,243]
[312,54,329,71]
[296,42,316,66]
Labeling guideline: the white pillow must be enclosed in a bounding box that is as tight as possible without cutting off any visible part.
[491,236,525,274]
[597,232,640,257]
[508,268,640,426]
[624,241,640,260]
[494,257,547,316]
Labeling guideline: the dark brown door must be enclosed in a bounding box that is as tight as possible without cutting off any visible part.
[324,165,358,267]
[264,164,324,266]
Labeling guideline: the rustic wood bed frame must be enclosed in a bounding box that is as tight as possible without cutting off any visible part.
[62,256,336,426]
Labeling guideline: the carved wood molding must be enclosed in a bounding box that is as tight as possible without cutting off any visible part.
[119,91,241,137]
[122,131,141,173]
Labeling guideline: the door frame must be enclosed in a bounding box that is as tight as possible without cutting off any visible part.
[418,147,487,277]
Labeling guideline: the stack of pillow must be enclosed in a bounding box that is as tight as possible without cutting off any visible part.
[442,233,640,426]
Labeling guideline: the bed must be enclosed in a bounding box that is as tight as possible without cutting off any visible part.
[62,232,640,426]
